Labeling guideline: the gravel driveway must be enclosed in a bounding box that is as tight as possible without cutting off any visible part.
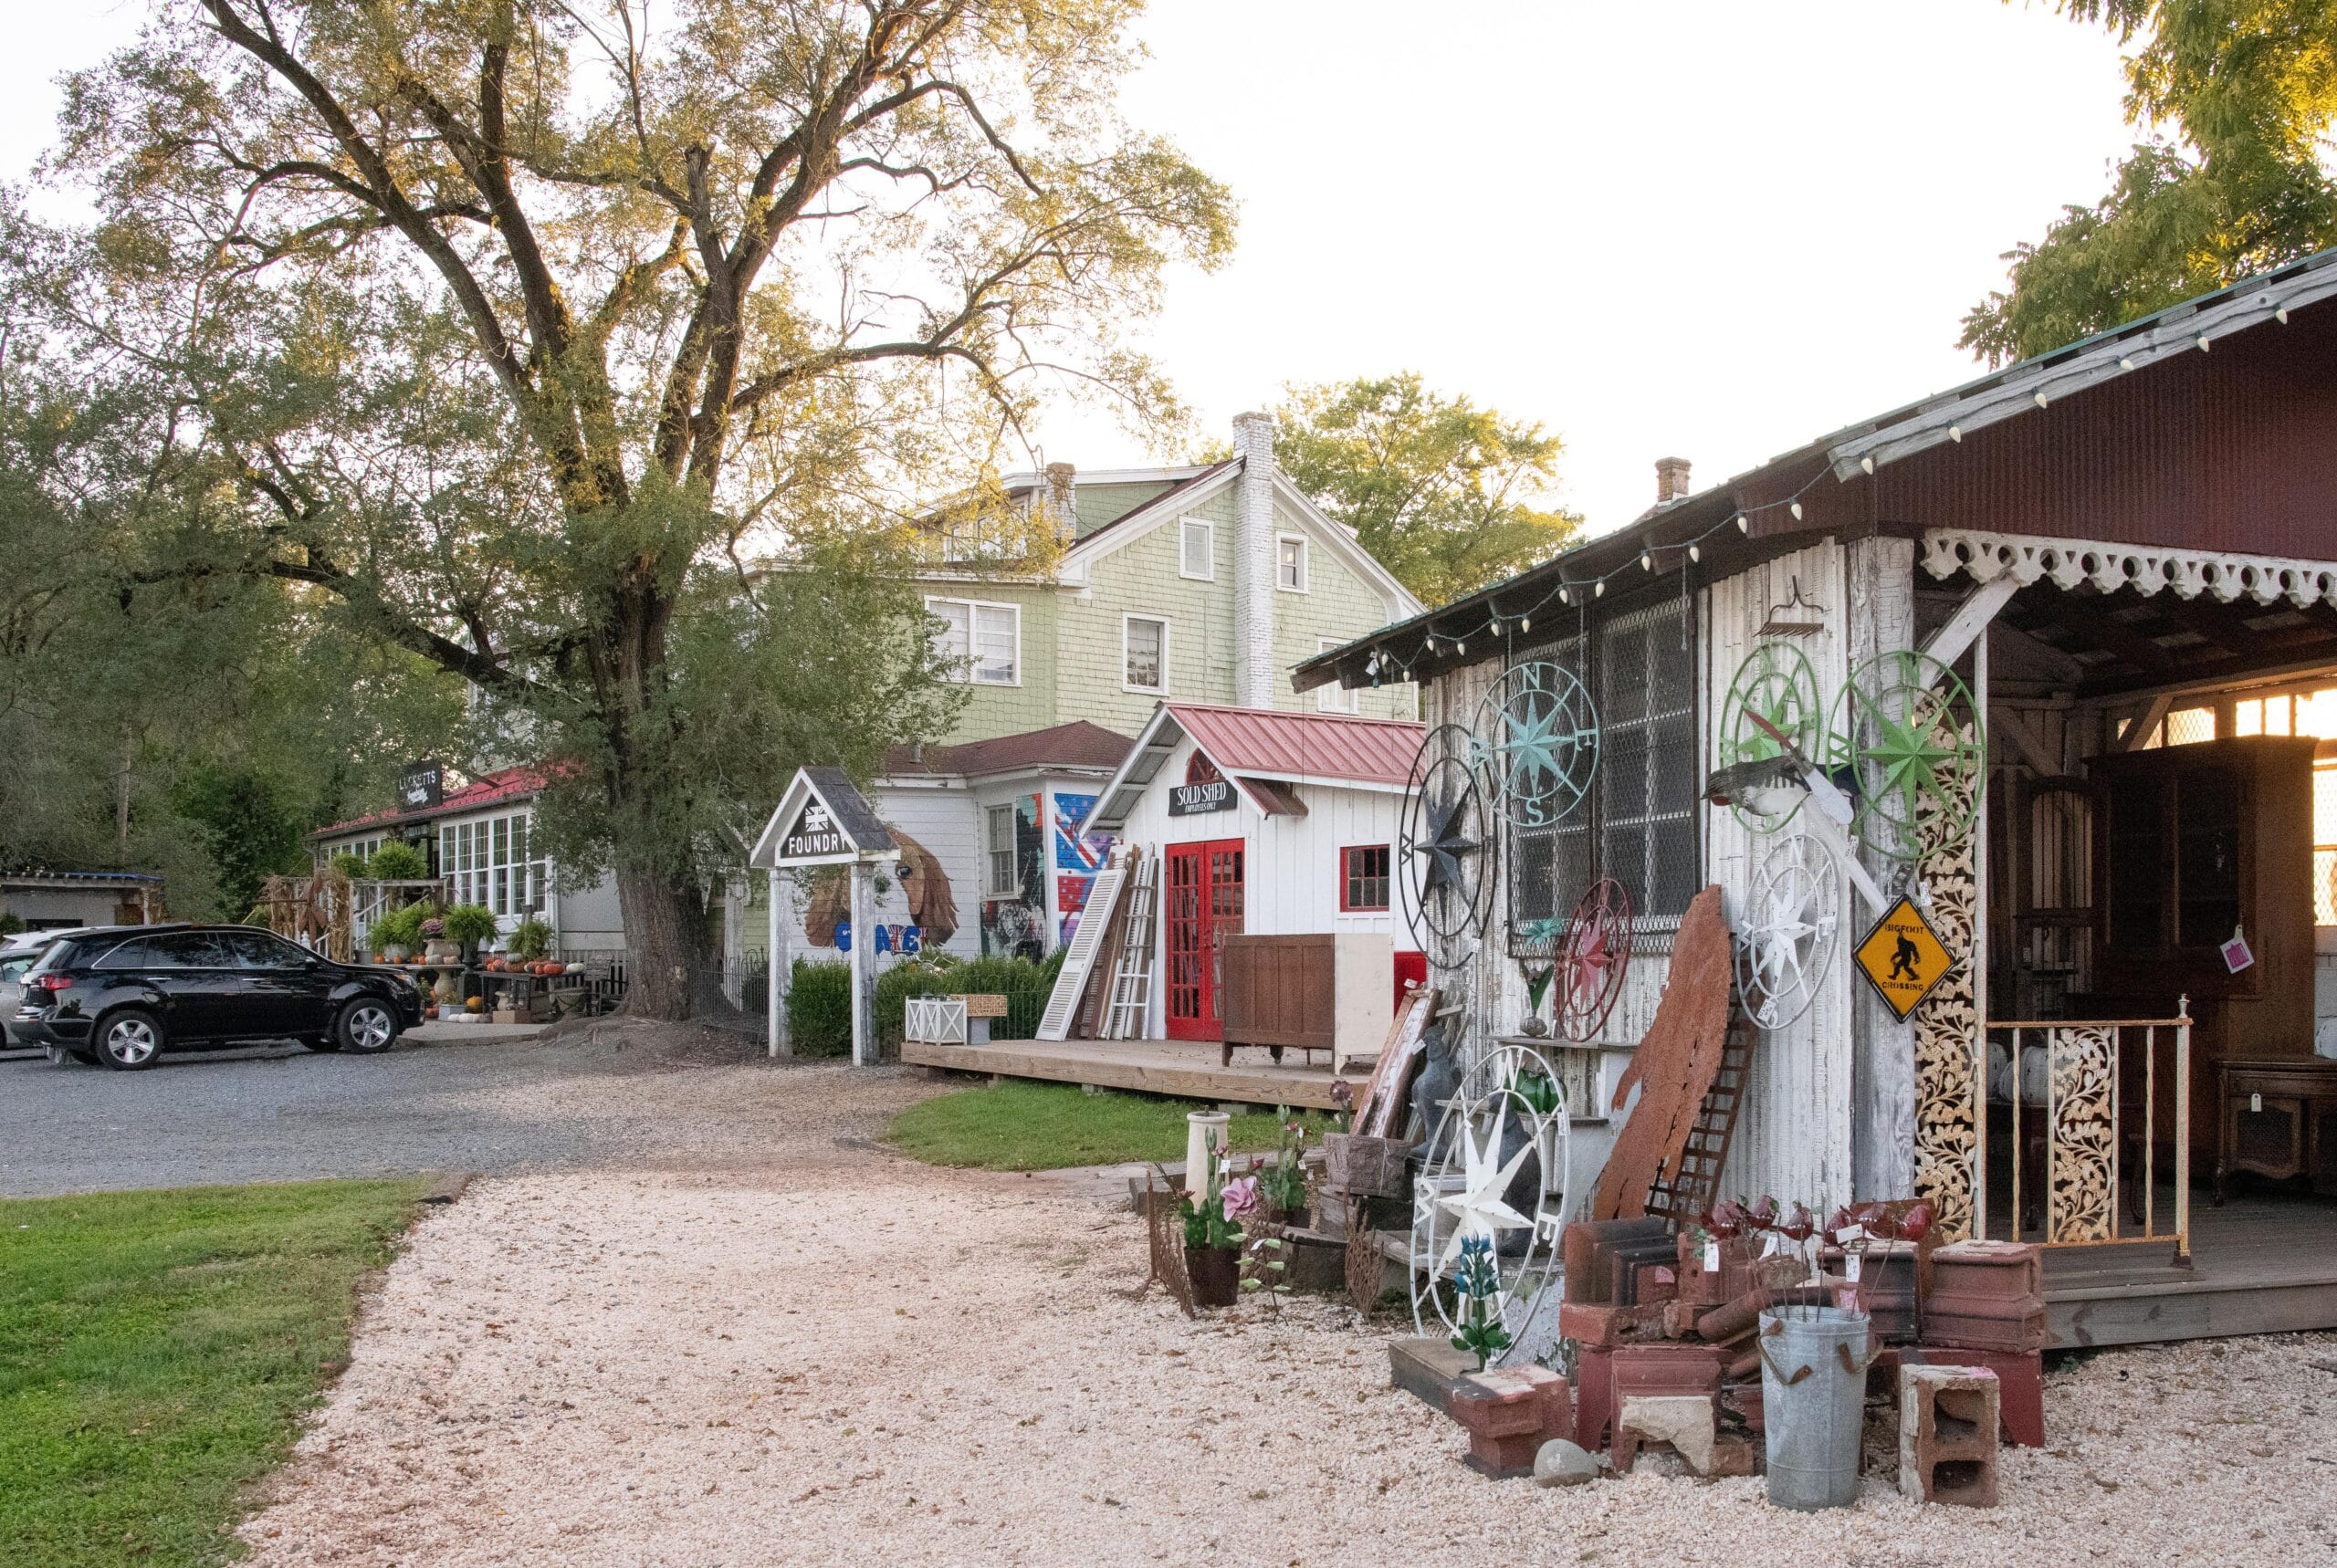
[0,1019,851,1197]
[236,1065,2337,1568]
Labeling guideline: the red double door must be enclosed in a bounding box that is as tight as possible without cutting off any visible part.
[1165,839,1246,1040]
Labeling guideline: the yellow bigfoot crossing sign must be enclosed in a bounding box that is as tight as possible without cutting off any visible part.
[1852,896,1953,1021]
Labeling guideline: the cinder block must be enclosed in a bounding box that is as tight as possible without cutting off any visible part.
[1610,1343,1724,1402]
[1574,1344,1615,1454]
[1899,1365,2000,1508]
[1449,1365,1573,1479]
[1878,1346,2044,1448]
[1557,1299,1667,1348]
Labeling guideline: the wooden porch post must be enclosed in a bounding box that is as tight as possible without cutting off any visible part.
[850,861,875,1067]
[1850,534,1918,1200]
[768,866,791,1059]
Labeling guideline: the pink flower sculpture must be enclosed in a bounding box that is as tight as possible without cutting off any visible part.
[1221,1176,1260,1220]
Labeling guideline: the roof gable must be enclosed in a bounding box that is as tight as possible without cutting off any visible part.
[1086,701,1423,832]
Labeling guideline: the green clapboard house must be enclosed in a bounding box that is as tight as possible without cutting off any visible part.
[728,411,1424,982]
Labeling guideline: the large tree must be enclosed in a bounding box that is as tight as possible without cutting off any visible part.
[45,1,1232,1016]
[1963,1,2337,364]
[1266,373,1579,607]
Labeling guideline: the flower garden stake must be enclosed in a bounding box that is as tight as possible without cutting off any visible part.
[1449,1235,1512,1371]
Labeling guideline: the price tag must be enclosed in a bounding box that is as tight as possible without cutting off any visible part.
[1844,1253,1863,1283]
[2251,1092,2263,1113]
[1703,1239,1721,1272]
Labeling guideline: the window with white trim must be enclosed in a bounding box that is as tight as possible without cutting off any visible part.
[1124,615,1167,693]
[985,805,1018,897]
[926,597,1021,685]
[1509,599,1699,941]
[1316,637,1359,713]
[1276,535,1308,591]
[1180,517,1213,580]
[439,810,547,918]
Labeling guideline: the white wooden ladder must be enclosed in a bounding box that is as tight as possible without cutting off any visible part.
[1102,856,1159,1040]
[1036,861,1127,1041]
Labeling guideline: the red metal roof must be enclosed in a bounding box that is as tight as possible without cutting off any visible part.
[1166,703,1422,788]
[310,765,547,840]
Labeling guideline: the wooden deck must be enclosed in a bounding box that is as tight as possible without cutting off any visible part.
[2041,1191,2337,1348]
[899,1036,1345,1109]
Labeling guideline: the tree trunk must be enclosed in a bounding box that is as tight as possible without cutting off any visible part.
[616,858,704,1021]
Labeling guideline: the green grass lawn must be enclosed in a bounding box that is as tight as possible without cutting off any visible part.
[0,1179,426,1568]
[886,1080,1336,1170]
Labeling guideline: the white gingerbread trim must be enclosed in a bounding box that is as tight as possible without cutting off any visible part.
[1921,528,2337,612]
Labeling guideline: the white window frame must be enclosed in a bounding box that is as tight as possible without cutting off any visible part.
[985,804,1019,897]
[1179,517,1214,580]
[438,809,548,920]
[1276,533,1310,593]
[1316,637,1360,713]
[925,596,1022,686]
[1122,613,1169,695]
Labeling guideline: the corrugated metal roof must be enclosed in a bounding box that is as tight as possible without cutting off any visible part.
[1166,703,1421,788]
[310,765,546,840]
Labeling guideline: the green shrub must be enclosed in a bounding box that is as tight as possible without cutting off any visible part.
[367,902,428,950]
[941,949,1064,1040]
[508,918,552,961]
[329,852,367,881]
[364,841,429,881]
[787,959,853,1058]
[440,904,498,948]
[0,913,22,936]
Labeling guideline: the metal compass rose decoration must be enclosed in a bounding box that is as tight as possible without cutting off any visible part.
[1554,877,1632,1042]
[1825,651,1986,862]
[1410,1041,1570,1361]
[1399,723,1496,969]
[1718,641,1822,833]
[1473,661,1598,829]
[1732,833,1839,1030]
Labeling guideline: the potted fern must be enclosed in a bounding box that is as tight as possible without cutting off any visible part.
[440,904,498,963]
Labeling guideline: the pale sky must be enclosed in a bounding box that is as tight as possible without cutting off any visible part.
[2,2,2139,536]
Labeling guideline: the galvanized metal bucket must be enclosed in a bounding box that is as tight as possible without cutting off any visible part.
[1757,1305,1871,1511]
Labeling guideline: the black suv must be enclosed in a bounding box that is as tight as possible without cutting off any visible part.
[16,925,425,1070]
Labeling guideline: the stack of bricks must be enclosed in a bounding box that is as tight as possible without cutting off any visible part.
[1899,1364,2001,1507]
[1446,1364,1573,1479]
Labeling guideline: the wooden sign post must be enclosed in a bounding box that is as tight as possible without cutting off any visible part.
[750,767,897,1065]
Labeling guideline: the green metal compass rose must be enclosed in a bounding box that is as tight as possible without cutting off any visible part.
[1473,661,1598,830]
[1825,651,1986,862]
[1718,641,1822,832]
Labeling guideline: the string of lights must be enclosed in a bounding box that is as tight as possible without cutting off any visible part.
[1360,462,1843,686]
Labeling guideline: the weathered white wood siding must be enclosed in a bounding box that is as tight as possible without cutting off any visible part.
[1704,542,1857,1212]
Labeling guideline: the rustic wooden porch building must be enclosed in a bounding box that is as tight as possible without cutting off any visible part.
[1300,249,2337,1347]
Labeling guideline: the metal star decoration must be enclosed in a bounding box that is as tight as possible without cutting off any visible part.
[1414,781,1479,903]
[1435,1105,1535,1272]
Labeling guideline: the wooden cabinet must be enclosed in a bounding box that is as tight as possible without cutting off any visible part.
[1220,932,1392,1072]
[2090,737,2318,1162]
[2216,1057,2337,1199]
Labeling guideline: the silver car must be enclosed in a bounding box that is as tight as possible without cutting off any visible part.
[1,937,58,1049]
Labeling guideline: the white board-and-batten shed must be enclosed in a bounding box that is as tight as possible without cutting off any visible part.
[1085,702,1426,1040]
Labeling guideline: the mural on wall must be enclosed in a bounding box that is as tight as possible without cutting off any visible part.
[1053,792,1114,946]
[981,793,1046,959]
[801,826,959,949]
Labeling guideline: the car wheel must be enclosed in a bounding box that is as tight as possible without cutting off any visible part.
[95,1009,165,1071]
[336,998,400,1054]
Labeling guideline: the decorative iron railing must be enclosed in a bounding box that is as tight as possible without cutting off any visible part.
[1979,1003,2190,1260]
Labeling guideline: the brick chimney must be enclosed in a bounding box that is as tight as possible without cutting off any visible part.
[1043,462,1077,533]
[1231,412,1277,708]
[1655,455,1692,505]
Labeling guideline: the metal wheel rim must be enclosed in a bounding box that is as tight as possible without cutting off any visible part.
[1733,833,1839,1030]
[348,1005,394,1051]
[1409,1042,1570,1354]
[1554,877,1632,1043]
[1472,660,1598,829]
[106,1018,157,1064]
[1718,640,1822,833]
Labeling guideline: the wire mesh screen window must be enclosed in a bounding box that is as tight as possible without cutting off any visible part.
[1505,603,1698,946]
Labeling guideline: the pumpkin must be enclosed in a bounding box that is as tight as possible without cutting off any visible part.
[466,995,485,1010]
